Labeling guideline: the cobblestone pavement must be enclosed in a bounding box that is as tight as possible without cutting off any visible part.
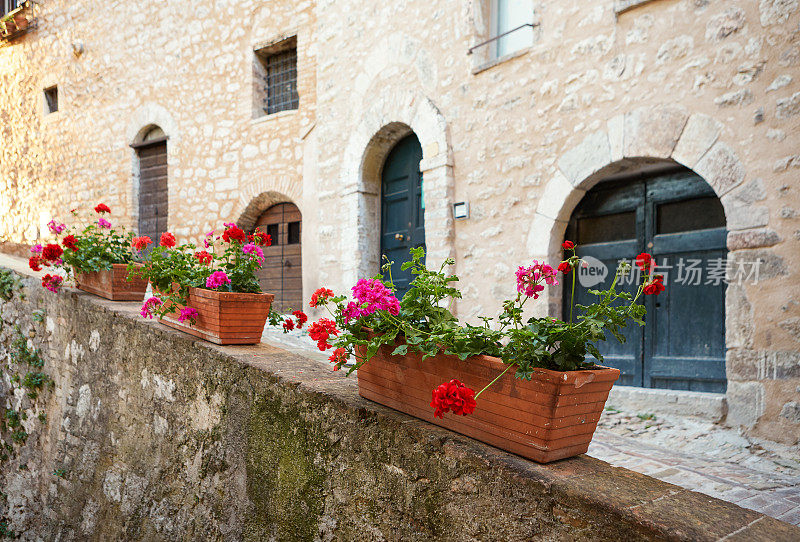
[588,409,800,526]
[261,326,800,526]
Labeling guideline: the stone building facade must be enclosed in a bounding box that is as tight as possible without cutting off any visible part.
[1,0,799,444]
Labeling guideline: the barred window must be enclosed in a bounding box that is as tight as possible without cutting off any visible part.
[254,37,299,117]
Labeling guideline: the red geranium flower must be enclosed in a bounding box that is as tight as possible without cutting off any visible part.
[430,379,477,419]
[309,287,335,307]
[28,256,42,272]
[558,261,572,274]
[283,318,295,331]
[308,318,339,350]
[328,347,347,370]
[41,273,63,293]
[250,228,272,247]
[94,203,111,214]
[562,240,575,250]
[132,236,151,251]
[41,243,63,261]
[195,250,212,265]
[635,252,653,271]
[160,232,176,248]
[643,275,666,296]
[62,235,78,251]
[292,310,308,328]
[222,225,246,244]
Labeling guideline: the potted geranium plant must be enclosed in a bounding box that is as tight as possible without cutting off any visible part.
[132,223,276,345]
[28,204,148,300]
[308,243,664,463]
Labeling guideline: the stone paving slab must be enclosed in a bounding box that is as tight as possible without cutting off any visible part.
[588,410,800,526]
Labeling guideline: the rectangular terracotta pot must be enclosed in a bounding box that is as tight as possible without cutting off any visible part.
[74,264,148,301]
[159,287,274,345]
[356,343,620,463]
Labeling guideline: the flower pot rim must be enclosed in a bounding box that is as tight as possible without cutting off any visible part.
[360,327,620,383]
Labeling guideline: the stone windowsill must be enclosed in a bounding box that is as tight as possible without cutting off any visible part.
[471,46,532,76]
[0,253,797,540]
[250,108,298,125]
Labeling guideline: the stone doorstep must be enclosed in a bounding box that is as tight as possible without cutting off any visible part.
[607,385,726,422]
[2,258,799,541]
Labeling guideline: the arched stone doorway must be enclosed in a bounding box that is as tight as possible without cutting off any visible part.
[564,165,727,392]
[253,202,302,312]
[131,125,168,245]
[380,133,425,297]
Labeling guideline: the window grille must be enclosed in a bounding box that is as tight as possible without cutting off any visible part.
[265,48,298,115]
[1,1,20,17]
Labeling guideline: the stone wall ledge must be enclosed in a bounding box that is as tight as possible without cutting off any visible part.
[1,259,798,541]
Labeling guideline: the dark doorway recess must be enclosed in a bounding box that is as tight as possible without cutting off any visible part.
[564,168,727,393]
[254,202,302,312]
[380,134,425,298]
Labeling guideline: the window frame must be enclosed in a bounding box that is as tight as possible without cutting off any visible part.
[253,35,299,118]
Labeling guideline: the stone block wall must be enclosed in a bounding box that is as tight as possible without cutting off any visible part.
[0,0,798,444]
[0,265,798,541]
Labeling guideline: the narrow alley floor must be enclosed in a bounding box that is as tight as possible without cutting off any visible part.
[588,409,800,525]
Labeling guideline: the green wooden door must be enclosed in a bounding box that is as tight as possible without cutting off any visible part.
[564,169,727,392]
[380,135,425,298]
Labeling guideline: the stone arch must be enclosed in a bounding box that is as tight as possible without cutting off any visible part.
[339,88,453,283]
[126,104,179,231]
[527,104,770,424]
[527,105,752,277]
[235,190,297,233]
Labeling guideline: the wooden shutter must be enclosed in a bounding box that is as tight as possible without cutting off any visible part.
[137,141,168,244]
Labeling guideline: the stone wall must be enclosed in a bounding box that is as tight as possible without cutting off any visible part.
[312,0,800,444]
[1,265,798,541]
[0,0,798,444]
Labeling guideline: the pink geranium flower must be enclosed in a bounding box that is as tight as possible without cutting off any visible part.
[342,278,400,323]
[242,243,264,265]
[205,271,231,289]
[178,306,199,323]
[97,218,111,229]
[140,296,162,319]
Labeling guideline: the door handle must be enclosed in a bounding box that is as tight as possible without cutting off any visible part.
[394,233,405,241]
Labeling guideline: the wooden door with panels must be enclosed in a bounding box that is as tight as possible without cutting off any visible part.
[564,168,727,393]
[254,203,302,312]
[134,127,168,249]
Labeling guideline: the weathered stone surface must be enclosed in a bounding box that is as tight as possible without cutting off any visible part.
[623,105,689,159]
[780,402,800,423]
[726,285,755,349]
[557,130,611,187]
[726,349,800,381]
[727,381,766,428]
[778,317,800,343]
[714,89,755,107]
[728,249,789,281]
[694,142,745,195]
[759,0,799,26]
[672,113,722,168]
[727,228,781,250]
[2,267,797,541]
[776,91,800,118]
[705,8,746,41]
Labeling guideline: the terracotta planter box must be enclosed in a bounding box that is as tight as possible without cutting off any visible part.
[159,287,274,345]
[74,264,147,301]
[356,343,620,463]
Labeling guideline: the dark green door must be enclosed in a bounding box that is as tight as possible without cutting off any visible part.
[564,169,727,393]
[380,134,425,298]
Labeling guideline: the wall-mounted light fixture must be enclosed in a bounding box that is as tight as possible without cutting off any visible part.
[453,202,470,220]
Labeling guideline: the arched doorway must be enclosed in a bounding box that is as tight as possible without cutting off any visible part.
[133,126,168,245]
[253,202,302,312]
[564,166,727,392]
[380,134,425,297]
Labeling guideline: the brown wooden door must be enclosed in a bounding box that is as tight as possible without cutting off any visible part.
[137,141,168,244]
[254,203,302,312]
